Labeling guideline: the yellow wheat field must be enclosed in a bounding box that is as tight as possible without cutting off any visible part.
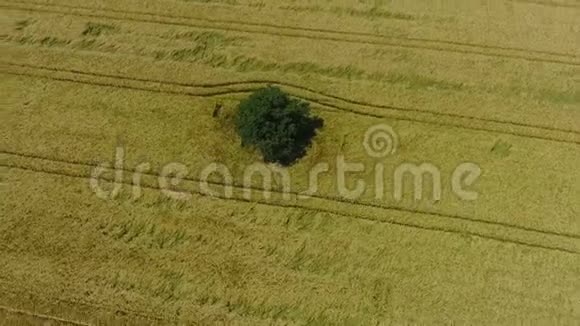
[1,0,579,324]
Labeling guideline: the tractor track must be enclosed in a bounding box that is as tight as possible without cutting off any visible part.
[2,150,579,255]
[4,149,579,240]
[6,0,579,58]
[3,60,579,137]
[2,64,579,145]
[1,1,579,66]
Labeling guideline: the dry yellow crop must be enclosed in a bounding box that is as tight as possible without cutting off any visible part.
[1,0,579,324]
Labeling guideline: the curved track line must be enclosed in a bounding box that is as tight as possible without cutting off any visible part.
[5,60,580,136]
[3,150,580,241]
[2,2,579,66]
[3,61,578,136]
[2,67,579,145]
[0,70,257,98]
[2,161,579,255]
[7,0,579,59]
[0,305,90,326]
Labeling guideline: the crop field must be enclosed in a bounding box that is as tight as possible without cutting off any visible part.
[1,0,579,324]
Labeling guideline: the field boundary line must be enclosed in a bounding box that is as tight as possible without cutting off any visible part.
[2,65,579,145]
[3,152,580,255]
[3,60,578,137]
[0,304,91,325]
[1,1,579,66]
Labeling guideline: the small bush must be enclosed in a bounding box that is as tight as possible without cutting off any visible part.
[236,86,323,166]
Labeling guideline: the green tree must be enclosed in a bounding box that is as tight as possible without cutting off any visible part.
[236,86,323,166]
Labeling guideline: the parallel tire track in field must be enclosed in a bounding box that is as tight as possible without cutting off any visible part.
[6,68,577,147]
[2,1,579,66]
[7,0,580,59]
[3,151,579,255]
[4,61,579,136]
[2,63,579,145]
[5,149,580,240]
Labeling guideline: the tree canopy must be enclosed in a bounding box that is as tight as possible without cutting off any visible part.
[236,86,323,166]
